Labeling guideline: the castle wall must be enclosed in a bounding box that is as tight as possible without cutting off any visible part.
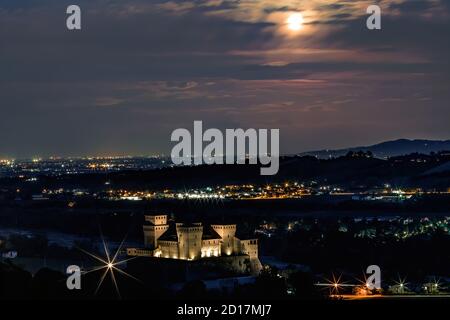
[127,248,153,257]
[201,239,221,258]
[239,239,258,259]
[177,226,203,260]
[159,240,179,259]
[143,224,169,249]
[211,225,236,255]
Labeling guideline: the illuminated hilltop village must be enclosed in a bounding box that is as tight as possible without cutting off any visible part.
[127,215,262,274]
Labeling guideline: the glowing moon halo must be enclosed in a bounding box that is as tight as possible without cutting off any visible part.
[287,13,304,31]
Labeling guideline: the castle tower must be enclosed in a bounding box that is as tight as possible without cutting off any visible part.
[143,215,169,249]
[211,224,237,255]
[176,223,203,260]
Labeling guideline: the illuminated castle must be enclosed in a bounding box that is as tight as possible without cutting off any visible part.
[127,215,260,265]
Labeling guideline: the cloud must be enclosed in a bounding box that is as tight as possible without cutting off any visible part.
[94,97,125,107]
[0,0,449,157]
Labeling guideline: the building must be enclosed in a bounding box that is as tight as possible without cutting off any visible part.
[127,215,261,272]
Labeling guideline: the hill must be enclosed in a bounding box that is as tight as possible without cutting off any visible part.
[300,139,450,159]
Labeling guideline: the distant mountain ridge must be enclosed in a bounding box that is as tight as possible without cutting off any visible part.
[300,139,450,159]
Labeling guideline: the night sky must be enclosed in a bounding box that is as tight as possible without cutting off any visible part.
[0,0,449,158]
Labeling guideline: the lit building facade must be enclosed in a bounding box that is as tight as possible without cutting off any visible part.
[127,215,260,263]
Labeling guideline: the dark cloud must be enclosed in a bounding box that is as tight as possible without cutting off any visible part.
[389,0,436,12]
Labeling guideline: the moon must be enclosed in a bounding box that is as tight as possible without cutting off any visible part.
[287,13,304,31]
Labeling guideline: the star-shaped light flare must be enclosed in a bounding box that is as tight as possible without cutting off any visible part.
[315,273,351,296]
[77,232,140,298]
